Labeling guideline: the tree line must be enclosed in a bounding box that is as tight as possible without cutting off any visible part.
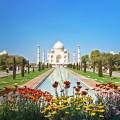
[0,54,51,80]
[68,50,120,77]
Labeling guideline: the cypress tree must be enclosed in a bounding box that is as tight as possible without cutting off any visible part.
[38,62,41,71]
[21,58,25,77]
[81,63,82,71]
[98,60,103,77]
[13,57,16,80]
[47,63,48,68]
[27,60,30,74]
[109,58,112,77]
[83,61,86,72]
[33,66,35,72]
[76,62,78,70]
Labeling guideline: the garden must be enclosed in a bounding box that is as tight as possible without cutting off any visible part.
[0,81,120,120]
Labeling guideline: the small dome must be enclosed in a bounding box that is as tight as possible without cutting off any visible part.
[0,50,8,56]
[54,41,64,50]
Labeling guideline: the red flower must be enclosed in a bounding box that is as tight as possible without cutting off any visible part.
[64,85,70,89]
[81,91,88,95]
[64,81,71,85]
[75,87,80,92]
[77,82,80,85]
[52,81,59,88]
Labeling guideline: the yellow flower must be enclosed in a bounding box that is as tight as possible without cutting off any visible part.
[75,108,80,111]
[88,104,95,107]
[54,99,59,104]
[63,100,68,104]
[83,105,89,110]
[98,109,105,113]
[86,108,92,111]
[45,107,51,111]
[91,112,96,116]
[89,97,94,101]
[98,105,104,109]
[51,111,57,115]
[92,109,97,113]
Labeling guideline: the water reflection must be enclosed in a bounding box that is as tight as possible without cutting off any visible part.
[37,67,96,98]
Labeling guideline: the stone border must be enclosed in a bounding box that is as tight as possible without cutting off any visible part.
[20,68,54,89]
[68,69,100,89]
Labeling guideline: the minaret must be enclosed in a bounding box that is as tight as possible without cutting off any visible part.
[77,45,81,64]
[68,50,71,64]
[42,49,45,64]
[37,45,40,65]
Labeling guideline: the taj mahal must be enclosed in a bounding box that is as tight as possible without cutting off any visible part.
[37,41,81,67]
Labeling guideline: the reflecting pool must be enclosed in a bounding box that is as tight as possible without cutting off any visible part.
[37,67,96,99]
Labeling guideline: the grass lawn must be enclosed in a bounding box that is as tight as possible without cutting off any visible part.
[0,68,50,89]
[70,68,120,86]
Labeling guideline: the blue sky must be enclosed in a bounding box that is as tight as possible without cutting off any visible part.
[0,0,120,62]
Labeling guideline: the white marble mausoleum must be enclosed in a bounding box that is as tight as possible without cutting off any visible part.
[47,41,69,67]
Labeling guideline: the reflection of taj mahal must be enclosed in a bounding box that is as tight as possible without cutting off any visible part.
[47,41,70,67]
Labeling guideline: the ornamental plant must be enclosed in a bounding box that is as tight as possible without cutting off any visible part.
[0,82,120,120]
[0,87,53,120]
[94,83,120,120]
[47,81,105,120]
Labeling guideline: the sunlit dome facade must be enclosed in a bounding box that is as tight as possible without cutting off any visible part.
[53,41,64,52]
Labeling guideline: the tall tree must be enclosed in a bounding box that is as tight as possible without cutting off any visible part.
[47,63,49,68]
[38,62,41,71]
[21,58,25,77]
[109,57,113,77]
[98,59,103,77]
[90,50,101,72]
[76,62,79,70]
[27,60,30,74]
[81,55,89,72]
[13,57,16,80]
[102,53,114,77]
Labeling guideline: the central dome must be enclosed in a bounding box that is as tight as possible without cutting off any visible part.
[54,41,64,50]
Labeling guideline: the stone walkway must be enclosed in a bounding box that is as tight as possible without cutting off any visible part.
[20,69,54,89]
[0,68,35,78]
[87,69,120,77]
[0,71,20,78]
[68,69,100,89]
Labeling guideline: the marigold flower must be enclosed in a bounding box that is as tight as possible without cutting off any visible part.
[91,112,96,116]
[98,109,105,113]
[75,108,80,111]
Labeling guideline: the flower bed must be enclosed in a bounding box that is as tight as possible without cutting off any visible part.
[0,82,120,120]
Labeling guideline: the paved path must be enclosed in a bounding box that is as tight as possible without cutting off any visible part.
[0,68,37,78]
[20,69,54,89]
[87,69,120,77]
[0,71,21,78]
[68,69,100,89]
[112,71,120,77]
